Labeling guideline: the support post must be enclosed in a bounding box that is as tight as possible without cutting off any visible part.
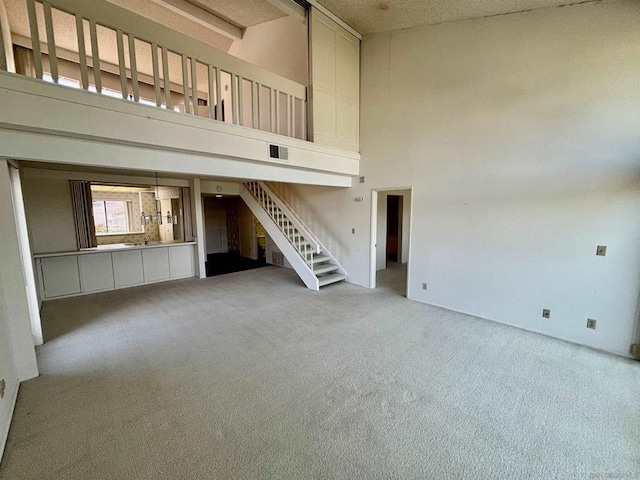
[0,0,15,72]
[190,178,206,279]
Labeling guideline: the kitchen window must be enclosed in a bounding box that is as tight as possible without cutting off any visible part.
[92,200,137,235]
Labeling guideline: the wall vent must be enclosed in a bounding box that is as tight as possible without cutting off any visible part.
[272,251,285,266]
[269,145,289,161]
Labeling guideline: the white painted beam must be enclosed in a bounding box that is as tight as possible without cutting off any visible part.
[1,129,353,187]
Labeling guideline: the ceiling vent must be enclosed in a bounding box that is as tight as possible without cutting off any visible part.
[269,145,289,161]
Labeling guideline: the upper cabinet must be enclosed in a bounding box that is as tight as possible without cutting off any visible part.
[309,8,360,153]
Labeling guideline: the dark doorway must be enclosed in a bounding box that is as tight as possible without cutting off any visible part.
[203,196,267,277]
[386,195,402,265]
[205,253,266,277]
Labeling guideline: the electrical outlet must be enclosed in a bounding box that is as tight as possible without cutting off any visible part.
[351,228,356,234]
[587,318,597,329]
[422,283,427,290]
[542,309,551,319]
[596,245,607,256]
[0,379,5,399]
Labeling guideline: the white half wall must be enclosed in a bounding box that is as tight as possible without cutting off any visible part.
[0,72,358,185]
[282,0,640,357]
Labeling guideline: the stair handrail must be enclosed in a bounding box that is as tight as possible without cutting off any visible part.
[243,181,347,279]
[256,182,322,255]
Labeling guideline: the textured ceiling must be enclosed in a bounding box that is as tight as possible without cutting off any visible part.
[317,0,593,34]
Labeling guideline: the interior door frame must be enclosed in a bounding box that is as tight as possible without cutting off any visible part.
[369,187,413,295]
[633,290,640,358]
[385,194,403,266]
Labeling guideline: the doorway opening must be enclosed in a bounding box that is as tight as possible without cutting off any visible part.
[202,195,267,277]
[370,188,412,297]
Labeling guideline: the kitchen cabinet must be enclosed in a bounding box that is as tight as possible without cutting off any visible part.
[79,252,114,292]
[35,242,196,301]
[142,248,171,282]
[40,256,81,298]
[169,244,194,278]
[112,250,144,288]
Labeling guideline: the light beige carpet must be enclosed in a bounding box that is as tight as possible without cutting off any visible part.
[1,266,638,479]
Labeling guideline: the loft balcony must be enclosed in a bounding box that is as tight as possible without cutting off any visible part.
[0,0,360,186]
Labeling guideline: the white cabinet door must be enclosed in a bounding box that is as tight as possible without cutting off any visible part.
[169,245,194,278]
[310,8,360,152]
[142,248,170,282]
[112,250,144,288]
[40,256,81,298]
[78,253,114,293]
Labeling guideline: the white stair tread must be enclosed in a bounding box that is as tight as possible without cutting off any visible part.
[313,254,330,264]
[314,264,339,275]
[318,273,346,287]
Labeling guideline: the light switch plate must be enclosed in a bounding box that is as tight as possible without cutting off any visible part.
[542,309,551,319]
[596,245,607,256]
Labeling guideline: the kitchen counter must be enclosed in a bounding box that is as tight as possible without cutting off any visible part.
[33,240,196,258]
[34,242,197,300]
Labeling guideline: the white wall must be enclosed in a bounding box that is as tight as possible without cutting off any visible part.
[229,15,308,86]
[283,1,640,357]
[239,200,257,260]
[0,159,38,460]
[22,174,77,253]
[0,273,18,462]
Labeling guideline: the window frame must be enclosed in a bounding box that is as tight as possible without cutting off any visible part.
[92,199,141,236]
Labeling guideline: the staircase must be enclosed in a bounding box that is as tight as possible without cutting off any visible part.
[241,182,346,291]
